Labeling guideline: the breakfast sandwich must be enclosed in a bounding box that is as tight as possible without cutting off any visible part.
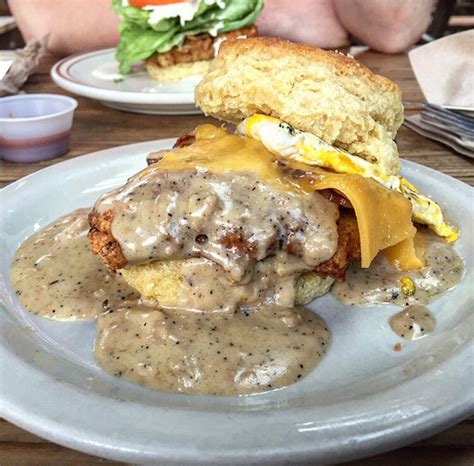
[88,37,458,313]
[10,36,465,397]
[112,0,262,81]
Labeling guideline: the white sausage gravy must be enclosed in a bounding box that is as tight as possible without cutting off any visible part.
[10,197,463,394]
[11,210,138,321]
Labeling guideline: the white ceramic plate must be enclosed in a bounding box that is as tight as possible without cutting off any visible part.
[51,49,201,115]
[1,141,473,465]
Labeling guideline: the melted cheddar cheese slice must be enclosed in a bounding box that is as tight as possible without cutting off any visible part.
[384,231,426,270]
[299,171,417,268]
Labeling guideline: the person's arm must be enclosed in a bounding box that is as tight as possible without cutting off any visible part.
[256,0,350,49]
[333,0,436,53]
[8,0,120,55]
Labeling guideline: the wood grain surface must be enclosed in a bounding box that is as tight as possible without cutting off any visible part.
[0,51,473,466]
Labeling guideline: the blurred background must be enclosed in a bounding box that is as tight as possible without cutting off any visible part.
[0,0,473,51]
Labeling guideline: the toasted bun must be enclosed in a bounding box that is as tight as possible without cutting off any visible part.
[145,60,211,82]
[120,260,333,309]
[195,37,404,175]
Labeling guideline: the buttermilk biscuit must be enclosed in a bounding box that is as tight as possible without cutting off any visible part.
[195,37,404,175]
[120,260,334,309]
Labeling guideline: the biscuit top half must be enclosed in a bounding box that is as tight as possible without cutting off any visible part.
[195,37,404,176]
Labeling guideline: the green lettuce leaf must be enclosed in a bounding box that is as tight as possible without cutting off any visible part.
[112,0,263,74]
[218,0,264,33]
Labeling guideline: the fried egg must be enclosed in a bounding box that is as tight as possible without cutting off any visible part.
[237,114,458,242]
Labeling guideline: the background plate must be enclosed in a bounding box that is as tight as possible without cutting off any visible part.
[51,49,201,115]
[0,141,473,465]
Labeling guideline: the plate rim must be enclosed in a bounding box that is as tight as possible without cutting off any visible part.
[1,345,471,465]
[1,141,473,464]
[50,48,197,105]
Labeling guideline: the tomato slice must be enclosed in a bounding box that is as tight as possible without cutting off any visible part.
[129,0,191,7]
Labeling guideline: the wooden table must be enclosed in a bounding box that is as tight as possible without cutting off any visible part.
[1,52,473,466]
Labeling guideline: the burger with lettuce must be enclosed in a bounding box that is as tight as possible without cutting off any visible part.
[112,0,263,82]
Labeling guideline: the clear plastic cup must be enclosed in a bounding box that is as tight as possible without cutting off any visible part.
[0,94,78,163]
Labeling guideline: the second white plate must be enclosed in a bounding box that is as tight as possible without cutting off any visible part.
[51,49,201,115]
